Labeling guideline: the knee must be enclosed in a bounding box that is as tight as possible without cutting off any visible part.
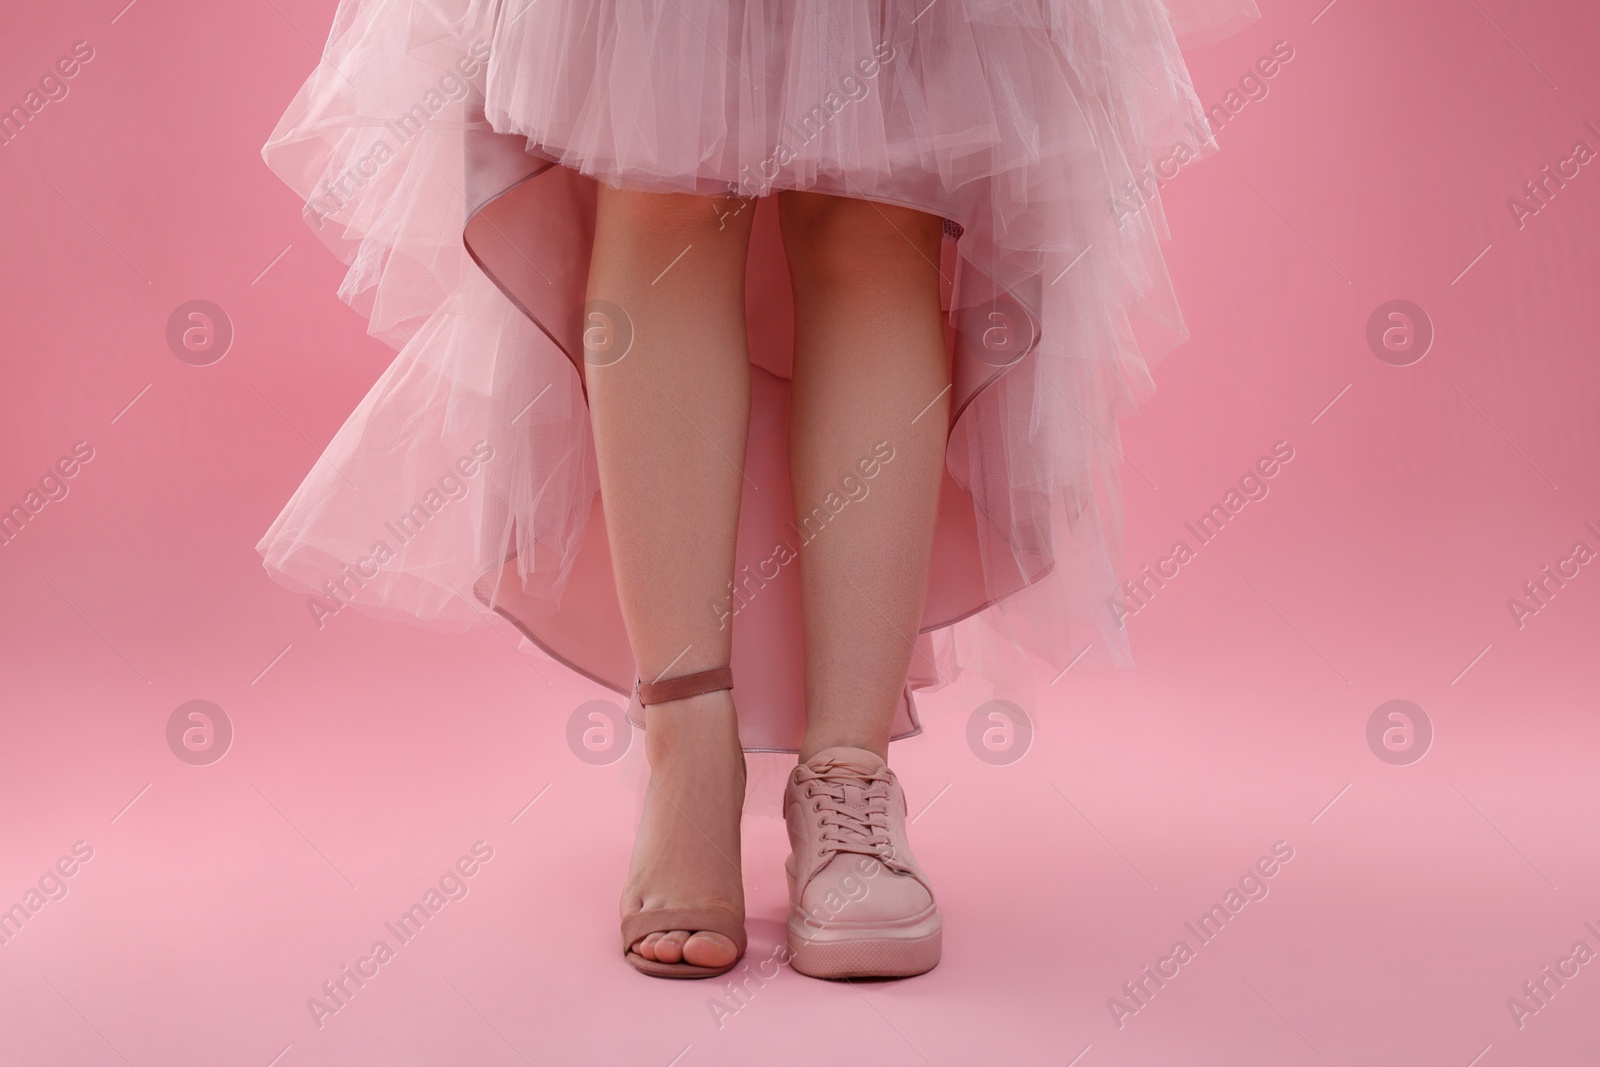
[597,184,753,245]
[778,193,944,291]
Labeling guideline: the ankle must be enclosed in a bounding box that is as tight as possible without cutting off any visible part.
[643,690,742,764]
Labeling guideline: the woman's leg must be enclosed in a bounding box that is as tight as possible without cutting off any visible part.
[586,184,756,968]
[777,192,951,760]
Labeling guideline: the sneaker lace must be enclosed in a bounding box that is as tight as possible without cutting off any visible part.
[796,760,909,873]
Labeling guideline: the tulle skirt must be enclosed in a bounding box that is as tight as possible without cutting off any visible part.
[259,0,1259,752]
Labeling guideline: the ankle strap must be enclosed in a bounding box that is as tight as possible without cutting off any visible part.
[635,666,733,707]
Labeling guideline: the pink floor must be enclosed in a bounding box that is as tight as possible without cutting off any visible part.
[3,1,1599,1064]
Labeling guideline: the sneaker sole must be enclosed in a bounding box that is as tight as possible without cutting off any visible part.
[786,909,942,979]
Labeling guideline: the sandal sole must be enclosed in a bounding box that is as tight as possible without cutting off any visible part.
[626,949,745,979]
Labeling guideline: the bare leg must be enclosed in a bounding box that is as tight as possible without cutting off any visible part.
[777,192,951,762]
[586,185,756,969]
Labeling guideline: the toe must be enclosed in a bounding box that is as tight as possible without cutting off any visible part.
[634,932,663,961]
[682,931,738,969]
[652,930,690,964]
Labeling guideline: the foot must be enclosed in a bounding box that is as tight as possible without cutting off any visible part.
[783,746,942,978]
[620,688,747,973]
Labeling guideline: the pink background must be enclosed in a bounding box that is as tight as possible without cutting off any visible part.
[3,1,1598,1064]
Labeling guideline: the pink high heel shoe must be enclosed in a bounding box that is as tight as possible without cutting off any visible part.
[621,666,749,980]
[783,747,942,978]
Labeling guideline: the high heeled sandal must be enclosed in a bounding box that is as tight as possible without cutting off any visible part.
[621,665,750,980]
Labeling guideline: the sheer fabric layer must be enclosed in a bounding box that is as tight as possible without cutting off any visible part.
[258,0,1258,751]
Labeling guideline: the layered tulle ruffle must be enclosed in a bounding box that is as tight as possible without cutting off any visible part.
[259,0,1258,752]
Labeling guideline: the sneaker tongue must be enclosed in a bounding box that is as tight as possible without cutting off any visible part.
[806,746,886,776]
[807,748,884,818]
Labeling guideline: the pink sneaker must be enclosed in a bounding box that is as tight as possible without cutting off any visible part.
[783,747,942,978]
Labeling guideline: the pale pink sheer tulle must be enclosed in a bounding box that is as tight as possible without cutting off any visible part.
[259,0,1258,754]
